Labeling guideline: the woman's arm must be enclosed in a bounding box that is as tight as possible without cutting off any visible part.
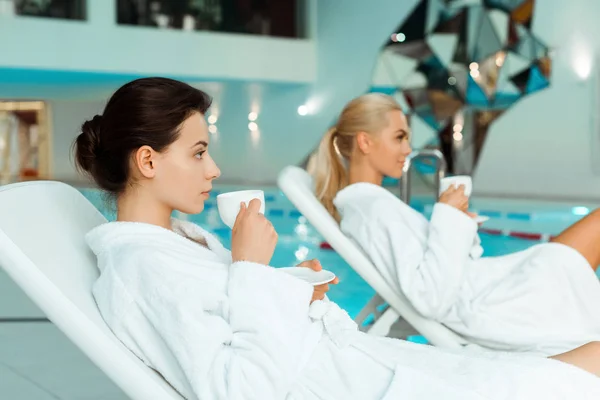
[134,254,315,400]
[367,200,478,320]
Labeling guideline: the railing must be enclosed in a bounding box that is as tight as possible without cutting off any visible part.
[399,149,447,204]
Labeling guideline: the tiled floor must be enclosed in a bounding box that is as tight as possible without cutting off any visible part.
[0,322,127,399]
[0,315,418,400]
[0,269,126,399]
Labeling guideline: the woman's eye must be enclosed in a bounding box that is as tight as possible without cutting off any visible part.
[195,151,205,159]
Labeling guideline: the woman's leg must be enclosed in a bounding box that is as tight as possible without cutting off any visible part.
[550,209,600,272]
[550,342,600,378]
[546,214,600,375]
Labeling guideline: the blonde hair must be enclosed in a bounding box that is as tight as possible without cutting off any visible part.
[312,93,402,222]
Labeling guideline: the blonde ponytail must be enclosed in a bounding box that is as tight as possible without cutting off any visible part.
[311,93,403,222]
[313,127,348,222]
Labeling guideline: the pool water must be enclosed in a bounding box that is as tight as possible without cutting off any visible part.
[78,185,571,320]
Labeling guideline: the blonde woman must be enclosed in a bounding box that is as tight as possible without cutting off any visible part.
[314,93,600,364]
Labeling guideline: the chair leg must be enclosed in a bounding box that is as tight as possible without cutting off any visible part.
[367,307,400,336]
[355,294,387,332]
[355,294,404,336]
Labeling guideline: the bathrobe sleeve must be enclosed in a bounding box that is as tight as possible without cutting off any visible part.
[369,201,478,320]
[135,254,315,400]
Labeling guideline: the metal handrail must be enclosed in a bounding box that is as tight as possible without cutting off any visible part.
[399,149,447,204]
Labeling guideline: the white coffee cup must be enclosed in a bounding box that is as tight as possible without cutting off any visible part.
[439,175,473,197]
[217,190,265,228]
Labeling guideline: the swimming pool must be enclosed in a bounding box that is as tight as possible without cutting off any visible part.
[77,185,597,320]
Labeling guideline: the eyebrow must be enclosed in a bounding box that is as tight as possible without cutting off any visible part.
[191,140,208,148]
[398,129,411,135]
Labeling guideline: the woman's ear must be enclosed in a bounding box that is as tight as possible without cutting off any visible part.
[133,145,156,178]
[356,131,372,154]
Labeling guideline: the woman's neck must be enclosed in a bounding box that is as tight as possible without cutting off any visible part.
[116,189,173,230]
[348,161,384,186]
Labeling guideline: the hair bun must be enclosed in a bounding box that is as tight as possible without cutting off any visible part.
[74,114,104,174]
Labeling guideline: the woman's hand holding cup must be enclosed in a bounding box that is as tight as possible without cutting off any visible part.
[230,199,277,265]
[439,184,470,214]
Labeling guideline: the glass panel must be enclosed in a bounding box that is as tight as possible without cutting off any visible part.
[484,0,529,12]
[427,33,459,67]
[389,40,434,60]
[116,0,304,38]
[448,63,468,98]
[510,0,534,26]
[15,0,86,20]
[473,10,503,61]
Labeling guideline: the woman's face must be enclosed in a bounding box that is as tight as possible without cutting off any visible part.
[363,110,412,179]
[151,112,221,214]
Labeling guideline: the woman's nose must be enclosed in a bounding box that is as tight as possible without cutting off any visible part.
[206,155,221,180]
[212,166,221,180]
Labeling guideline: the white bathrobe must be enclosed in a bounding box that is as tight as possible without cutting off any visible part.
[334,182,600,356]
[87,218,600,400]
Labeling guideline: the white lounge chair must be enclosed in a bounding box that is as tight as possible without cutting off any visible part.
[0,181,183,400]
[277,165,473,349]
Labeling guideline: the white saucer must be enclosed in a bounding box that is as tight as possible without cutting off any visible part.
[473,215,490,224]
[278,267,337,286]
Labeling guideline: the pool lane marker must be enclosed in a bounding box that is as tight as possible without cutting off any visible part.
[201,200,557,245]
[319,229,554,251]
[479,228,553,242]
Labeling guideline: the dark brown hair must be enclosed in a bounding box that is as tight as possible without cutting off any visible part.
[73,77,212,194]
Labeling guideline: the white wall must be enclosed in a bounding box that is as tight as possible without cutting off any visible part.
[267,0,420,169]
[9,1,600,196]
[216,0,421,182]
[474,0,600,201]
[50,99,105,181]
[0,2,315,84]
[3,1,430,185]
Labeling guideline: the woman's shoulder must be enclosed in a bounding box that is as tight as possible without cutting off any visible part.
[86,220,187,256]
[88,220,229,293]
[94,237,229,316]
[337,182,401,204]
[335,183,404,219]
